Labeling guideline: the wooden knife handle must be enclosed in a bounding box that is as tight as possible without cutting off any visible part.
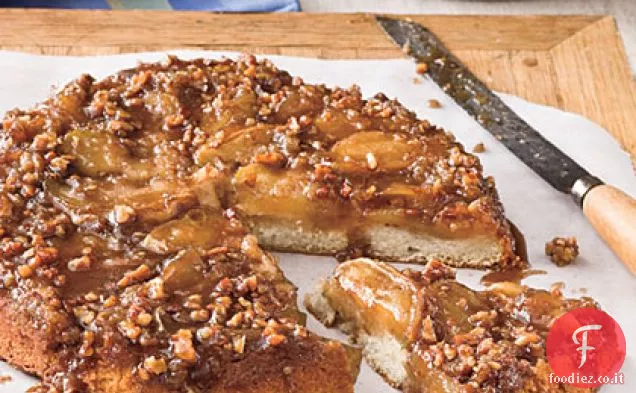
[583,184,636,274]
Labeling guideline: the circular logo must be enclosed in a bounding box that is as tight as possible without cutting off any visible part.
[546,308,626,388]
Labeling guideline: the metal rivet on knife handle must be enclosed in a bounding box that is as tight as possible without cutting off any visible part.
[571,176,604,207]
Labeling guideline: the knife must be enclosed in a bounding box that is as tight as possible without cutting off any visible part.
[376,15,636,273]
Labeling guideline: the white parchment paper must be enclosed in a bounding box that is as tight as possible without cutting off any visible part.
[0,51,634,393]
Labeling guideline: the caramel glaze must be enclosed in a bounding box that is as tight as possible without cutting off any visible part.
[508,220,528,263]
[480,268,546,286]
[479,221,544,286]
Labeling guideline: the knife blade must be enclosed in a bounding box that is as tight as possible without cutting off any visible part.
[376,15,636,272]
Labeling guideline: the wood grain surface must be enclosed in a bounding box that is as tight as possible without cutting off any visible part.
[0,9,634,159]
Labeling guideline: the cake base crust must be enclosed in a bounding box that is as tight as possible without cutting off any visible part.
[247,217,507,268]
[0,299,61,380]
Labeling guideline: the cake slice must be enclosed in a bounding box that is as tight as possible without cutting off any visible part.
[306,258,598,393]
[0,206,360,393]
[0,207,360,393]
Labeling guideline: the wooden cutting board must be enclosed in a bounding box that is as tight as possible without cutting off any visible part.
[0,9,634,159]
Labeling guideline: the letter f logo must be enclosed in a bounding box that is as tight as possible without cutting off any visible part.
[547,308,625,388]
[572,324,602,368]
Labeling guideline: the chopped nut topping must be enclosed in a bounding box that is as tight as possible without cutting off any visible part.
[17,264,33,278]
[190,309,211,322]
[146,277,166,300]
[109,204,136,225]
[0,196,13,218]
[103,295,118,308]
[119,320,142,341]
[143,356,168,375]
[244,275,258,292]
[420,316,437,343]
[184,294,203,309]
[545,236,579,266]
[79,331,95,358]
[416,62,429,74]
[233,335,246,354]
[135,312,153,327]
[472,142,486,153]
[366,152,378,170]
[514,331,541,347]
[226,312,244,328]
[443,344,457,361]
[118,264,152,288]
[241,235,262,261]
[428,99,442,109]
[266,334,286,347]
[196,326,215,343]
[67,255,92,272]
[74,306,96,325]
[2,273,16,288]
[171,329,197,363]
[254,151,285,167]
[485,281,523,298]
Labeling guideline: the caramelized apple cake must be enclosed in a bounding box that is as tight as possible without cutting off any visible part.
[0,54,521,392]
[306,259,597,393]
